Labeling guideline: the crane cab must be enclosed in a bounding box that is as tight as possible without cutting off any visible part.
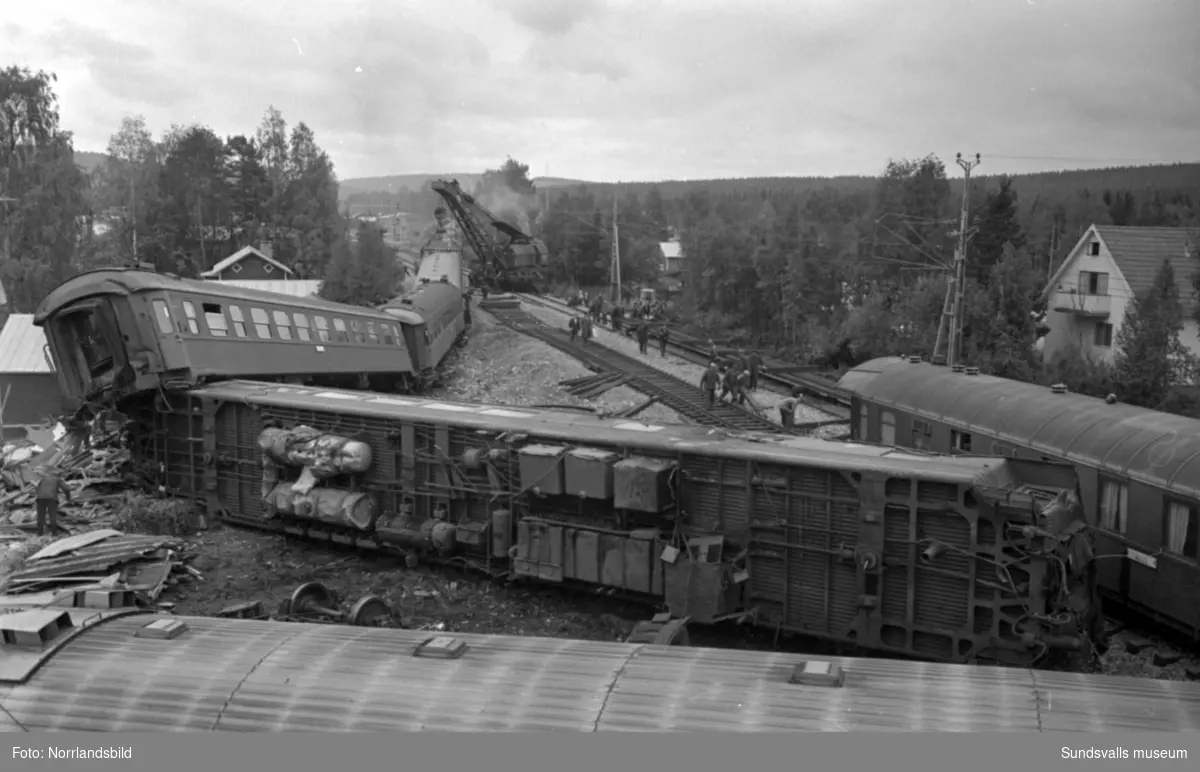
[639,288,657,304]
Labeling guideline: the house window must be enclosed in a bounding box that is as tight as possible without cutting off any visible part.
[230,263,243,274]
[1164,501,1198,560]
[951,430,972,453]
[272,310,293,341]
[151,299,173,334]
[1094,323,1113,347]
[880,410,896,445]
[1088,242,1100,256]
[263,262,275,274]
[1078,270,1109,295]
[314,316,331,342]
[1098,479,1128,533]
[332,318,349,342]
[293,313,311,342]
[202,303,229,337]
[250,308,272,338]
[229,306,247,337]
[181,301,200,334]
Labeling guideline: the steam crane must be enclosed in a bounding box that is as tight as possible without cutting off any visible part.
[430,179,548,294]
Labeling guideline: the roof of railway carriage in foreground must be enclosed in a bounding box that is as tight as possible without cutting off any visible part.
[839,357,1200,500]
[186,379,1065,491]
[2,611,1199,732]
[32,268,402,324]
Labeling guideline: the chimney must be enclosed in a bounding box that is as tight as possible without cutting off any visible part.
[258,241,273,260]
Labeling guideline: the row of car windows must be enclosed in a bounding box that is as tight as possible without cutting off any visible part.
[152,298,404,347]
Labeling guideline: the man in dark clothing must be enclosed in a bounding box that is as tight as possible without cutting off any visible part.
[735,369,751,405]
[569,316,579,343]
[581,316,593,345]
[636,321,650,354]
[778,396,799,429]
[745,350,763,391]
[657,326,669,357]
[699,362,720,407]
[720,366,737,403]
[35,470,71,536]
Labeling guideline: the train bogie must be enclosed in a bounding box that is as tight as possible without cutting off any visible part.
[127,379,1103,666]
[840,356,1200,641]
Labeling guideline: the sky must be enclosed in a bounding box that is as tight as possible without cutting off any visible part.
[3,0,1198,183]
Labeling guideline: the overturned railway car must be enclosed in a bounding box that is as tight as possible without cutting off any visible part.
[32,268,468,411]
[839,356,1200,641]
[128,380,1103,666]
[3,607,1199,732]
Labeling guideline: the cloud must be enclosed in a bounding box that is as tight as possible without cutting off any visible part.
[1,0,1196,182]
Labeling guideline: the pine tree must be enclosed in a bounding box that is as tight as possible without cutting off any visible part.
[1114,259,1195,408]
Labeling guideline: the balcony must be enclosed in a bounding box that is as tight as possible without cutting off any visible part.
[1052,289,1111,318]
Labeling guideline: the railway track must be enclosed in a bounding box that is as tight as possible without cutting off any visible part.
[487,304,797,434]
[516,293,852,417]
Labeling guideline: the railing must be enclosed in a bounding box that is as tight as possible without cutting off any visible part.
[1051,289,1111,317]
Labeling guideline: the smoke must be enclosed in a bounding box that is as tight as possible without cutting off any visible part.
[477,186,536,236]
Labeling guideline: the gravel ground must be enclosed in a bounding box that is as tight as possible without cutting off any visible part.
[520,302,847,437]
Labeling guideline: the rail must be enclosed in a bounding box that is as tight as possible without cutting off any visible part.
[486,305,800,434]
[514,293,852,416]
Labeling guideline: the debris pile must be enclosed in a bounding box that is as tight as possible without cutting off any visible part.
[0,529,197,602]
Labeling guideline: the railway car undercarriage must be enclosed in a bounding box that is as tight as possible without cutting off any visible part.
[125,390,1105,668]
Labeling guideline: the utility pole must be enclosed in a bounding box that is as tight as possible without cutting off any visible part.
[611,195,621,305]
[933,152,980,368]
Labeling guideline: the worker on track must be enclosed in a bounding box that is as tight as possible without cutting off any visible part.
[636,320,650,355]
[580,315,593,345]
[720,365,738,403]
[699,362,721,407]
[777,396,800,429]
[568,316,580,343]
[657,325,669,357]
[735,368,751,405]
[745,350,763,391]
[35,469,71,537]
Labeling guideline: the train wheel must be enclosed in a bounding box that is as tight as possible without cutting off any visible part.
[348,595,393,626]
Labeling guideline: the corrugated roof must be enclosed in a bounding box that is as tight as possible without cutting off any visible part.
[4,615,1199,732]
[201,279,323,298]
[1094,226,1198,317]
[838,357,1200,499]
[201,246,294,279]
[0,315,53,374]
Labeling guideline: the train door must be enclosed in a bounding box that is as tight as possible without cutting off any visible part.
[42,298,131,405]
[146,295,192,372]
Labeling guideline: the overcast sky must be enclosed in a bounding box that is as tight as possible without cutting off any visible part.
[3,0,1197,182]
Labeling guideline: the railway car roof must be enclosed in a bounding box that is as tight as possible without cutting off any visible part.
[840,357,1200,499]
[34,268,400,325]
[186,380,1069,492]
[381,281,463,319]
[2,611,1198,731]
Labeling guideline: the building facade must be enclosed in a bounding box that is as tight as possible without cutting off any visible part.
[201,244,294,281]
[1041,225,1198,364]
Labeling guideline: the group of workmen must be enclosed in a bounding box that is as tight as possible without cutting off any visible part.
[569,313,669,357]
[699,348,763,408]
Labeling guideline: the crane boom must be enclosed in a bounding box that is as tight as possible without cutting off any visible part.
[430,179,548,294]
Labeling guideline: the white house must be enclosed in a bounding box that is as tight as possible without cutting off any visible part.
[659,240,685,273]
[1041,225,1198,364]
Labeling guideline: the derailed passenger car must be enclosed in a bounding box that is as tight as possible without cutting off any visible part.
[127,379,1104,666]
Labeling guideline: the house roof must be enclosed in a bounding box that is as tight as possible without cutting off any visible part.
[1094,226,1197,317]
[1046,225,1198,317]
[660,242,683,259]
[200,246,294,279]
[0,315,53,373]
[201,279,323,298]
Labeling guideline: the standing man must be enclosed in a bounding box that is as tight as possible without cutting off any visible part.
[699,362,720,407]
[657,325,669,357]
[720,365,737,403]
[581,315,593,345]
[636,320,650,355]
[35,469,71,537]
[569,316,580,343]
[735,368,751,405]
[745,349,763,391]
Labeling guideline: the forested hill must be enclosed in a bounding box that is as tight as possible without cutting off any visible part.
[340,162,1200,202]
